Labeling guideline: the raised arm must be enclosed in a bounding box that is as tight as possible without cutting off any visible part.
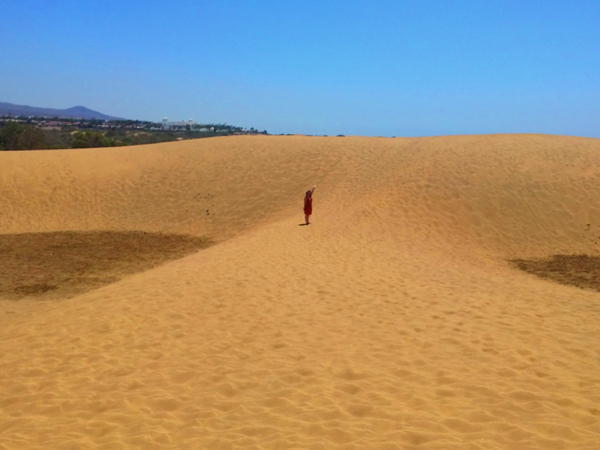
[311,185,316,194]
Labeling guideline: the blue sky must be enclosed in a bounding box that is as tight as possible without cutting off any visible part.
[1,0,598,137]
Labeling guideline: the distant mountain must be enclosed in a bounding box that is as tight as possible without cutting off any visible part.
[0,102,125,120]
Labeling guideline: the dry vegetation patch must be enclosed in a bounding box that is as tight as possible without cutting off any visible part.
[0,231,211,300]
[511,254,600,292]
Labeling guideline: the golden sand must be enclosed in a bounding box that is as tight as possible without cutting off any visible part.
[1,134,600,449]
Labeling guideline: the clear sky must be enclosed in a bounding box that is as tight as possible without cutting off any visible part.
[1,0,599,137]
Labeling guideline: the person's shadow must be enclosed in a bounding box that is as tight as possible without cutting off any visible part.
[299,223,309,226]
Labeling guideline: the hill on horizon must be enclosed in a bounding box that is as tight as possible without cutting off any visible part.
[0,101,125,120]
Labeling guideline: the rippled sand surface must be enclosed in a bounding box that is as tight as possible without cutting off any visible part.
[1,134,600,449]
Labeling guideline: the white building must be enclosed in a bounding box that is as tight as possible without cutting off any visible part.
[162,117,196,130]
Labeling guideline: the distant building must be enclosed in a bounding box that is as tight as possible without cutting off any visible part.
[162,117,195,130]
[40,120,65,129]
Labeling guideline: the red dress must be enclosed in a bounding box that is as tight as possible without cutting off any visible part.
[304,197,312,215]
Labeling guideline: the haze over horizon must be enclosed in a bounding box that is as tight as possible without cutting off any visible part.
[1,0,599,137]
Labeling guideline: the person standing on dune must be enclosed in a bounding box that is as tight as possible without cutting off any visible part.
[304,185,316,225]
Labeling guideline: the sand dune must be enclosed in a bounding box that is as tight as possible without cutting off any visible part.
[1,134,600,449]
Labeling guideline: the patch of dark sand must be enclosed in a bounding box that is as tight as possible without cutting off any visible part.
[0,231,211,300]
[511,254,600,293]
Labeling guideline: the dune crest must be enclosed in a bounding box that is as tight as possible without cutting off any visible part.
[1,134,600,449]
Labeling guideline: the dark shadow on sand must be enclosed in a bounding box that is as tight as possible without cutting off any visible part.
[0,231,211,300]
[510,254,600,293]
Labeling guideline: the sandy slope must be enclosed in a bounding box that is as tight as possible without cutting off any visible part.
[1,134,600,449]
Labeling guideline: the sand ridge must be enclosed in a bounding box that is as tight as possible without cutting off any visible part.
[1,134,600,449]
